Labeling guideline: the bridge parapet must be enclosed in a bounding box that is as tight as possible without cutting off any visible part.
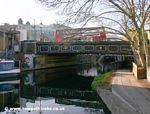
[21,41,133,55]
[21,41,37,54]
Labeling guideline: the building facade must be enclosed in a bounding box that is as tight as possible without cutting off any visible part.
[17,18,71,42]
[0,25,20,52]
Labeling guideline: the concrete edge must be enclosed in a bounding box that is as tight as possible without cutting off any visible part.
[96,87,138,114]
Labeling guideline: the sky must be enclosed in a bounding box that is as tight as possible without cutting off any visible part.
[1,0,148,28]
[0,0,62,25]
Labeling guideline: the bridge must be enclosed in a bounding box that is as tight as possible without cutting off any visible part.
[21,41,133,55]
[20,41,134,72]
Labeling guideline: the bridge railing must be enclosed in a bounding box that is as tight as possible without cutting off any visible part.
[37,42,132,55]
[20,41,133,55]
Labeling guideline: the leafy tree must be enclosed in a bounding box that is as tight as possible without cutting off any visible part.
[37,0,150,75]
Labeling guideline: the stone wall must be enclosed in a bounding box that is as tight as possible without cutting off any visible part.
[132,62,145,79]
[132,46,150,81]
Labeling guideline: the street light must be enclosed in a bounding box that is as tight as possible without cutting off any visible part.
[40,22,43,42]
[30,17,36,41]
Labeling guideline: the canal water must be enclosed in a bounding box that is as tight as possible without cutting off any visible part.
[0,66,111,114]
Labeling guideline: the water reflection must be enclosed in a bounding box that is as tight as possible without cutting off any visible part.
[0,78,20,112]
[78,67,98,77]
[0,66,110,114]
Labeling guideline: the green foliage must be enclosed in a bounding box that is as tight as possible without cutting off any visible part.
[91,72,112,90]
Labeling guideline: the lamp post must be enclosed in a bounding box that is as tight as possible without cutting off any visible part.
[9,28,16,49]
[39,97,42,114]
[3,31,6,51]
[30,17,36,41]
[40,22,43,42]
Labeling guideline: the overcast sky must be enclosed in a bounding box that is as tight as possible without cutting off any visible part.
[0,0,62,25]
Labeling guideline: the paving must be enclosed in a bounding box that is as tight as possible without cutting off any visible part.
[97,70,150,114]
[112,70,150,114]
[97,88,137,114]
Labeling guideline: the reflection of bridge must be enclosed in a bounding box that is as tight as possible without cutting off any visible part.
[22,85,99,100]
[21,85,110,113]
[55,98,105,110]
[22,41,132,55]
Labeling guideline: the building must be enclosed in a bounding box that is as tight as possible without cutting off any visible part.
[0,18,72,52]
[17,18,71,42]
[0,24,20,52]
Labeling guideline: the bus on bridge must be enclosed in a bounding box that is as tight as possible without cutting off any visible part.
[55,27,108,43]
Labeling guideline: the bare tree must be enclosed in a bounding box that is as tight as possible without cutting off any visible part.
[36,0,150,75]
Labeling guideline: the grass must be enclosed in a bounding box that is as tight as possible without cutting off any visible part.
[91,72,113,90]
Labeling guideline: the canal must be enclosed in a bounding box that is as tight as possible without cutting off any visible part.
[0,66,111,114]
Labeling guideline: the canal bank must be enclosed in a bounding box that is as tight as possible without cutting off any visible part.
[93,71,137,114]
